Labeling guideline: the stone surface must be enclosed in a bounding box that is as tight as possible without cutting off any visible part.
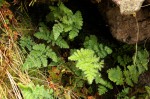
[112,0,145,15]
[106,7,150,44]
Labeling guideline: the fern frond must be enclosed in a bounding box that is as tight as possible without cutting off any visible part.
[117,55,132,67]
[98,85,108,95]
[145,86,150,96]
[84,35,98,49]
[46,2,83,40]
[123,70,134,86]
[55,37,69,48]
[73,11,83,29]
[107,66,124,85]
[127,65,139,84]
[34,23,51,42]
[63,24,72,32]
[59,3,73,15]
[69,48,95,61]
[46,48,58,62]
[95,77,113,89]
[18,83,54,99]
[134,49,149,74]
[84,35,112,58]
[99,44,112,58]
[48,6,61,22]
[19,36,35,52]
[62,16,73,25]
[117,88,130,99]
[69,48,103,84]
[69,28,79,40]
[52,23,64,40]
[22,44,58,70]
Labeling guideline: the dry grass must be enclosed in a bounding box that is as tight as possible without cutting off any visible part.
[0,3,32,98]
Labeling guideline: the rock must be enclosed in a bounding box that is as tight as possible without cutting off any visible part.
[106,7,150,44]
[112,0,145,15]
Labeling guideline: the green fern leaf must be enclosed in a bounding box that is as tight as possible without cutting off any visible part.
[59,3,73,15]
[22,44,58,70]
[55,37,69,48]
[69,28,79,39]
[46,2,83,42]
[123,70,133,86]
[46,48,58,62]
[107,66,124,85]
[127,65,139,84]
[145,86,150,95]
[98,85,108,95]
[134,49,149,74]
[95,77,113,89]
[117,55,132,66]
[52,23,64,40]
[117,88,130,99]
[99,44,112,58]
[84,35,98,49]
[18,83,54,99]
[22,44,46,70]
[19,36,35,52]
[69,48,95,61]
[46,11,55,22]
[40,55,47,67]
[69,48,103,84]
[73,11,83,29]
[63,24,72,32]
[33,44,45,51]
[49,6,61,21]
[84,35,112,58]
[34,23,51,42]
[62,16,73,25]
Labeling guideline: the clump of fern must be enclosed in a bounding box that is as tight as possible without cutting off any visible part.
[107,49,149,86]
[69,35,113,95]
[20,2,83,71]
[18,83,54,99]
[46,2,83,40]
[107,48,149,98]
[69,48,102,84]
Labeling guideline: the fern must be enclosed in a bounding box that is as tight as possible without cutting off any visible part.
[107,49,149,87]
[107,66,124,85]
[73,11,83,30]
[117,55,132,67]
[46,2,83,40]
[95,76,113,89]
[145,86,150,99]
[68,48,103,84]
[95,75,113,95]
[34,23,51,43]
[54,36,69,48]
[52,23,64,40]
[18,83,54,99]
[84,35,112,58]
[69,28,79,40]
[123,70,134,86]
[22,44,58,70]
[19,36,35,52]
[117,88,135,99]
[98,85,108,95]
[127,65,139,84]
[134,49,149,74]
[34,23,69,48]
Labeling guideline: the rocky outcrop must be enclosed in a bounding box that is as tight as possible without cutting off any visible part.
[97,0,150,44]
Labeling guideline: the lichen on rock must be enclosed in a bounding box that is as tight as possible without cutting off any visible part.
[113,0,145,15]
